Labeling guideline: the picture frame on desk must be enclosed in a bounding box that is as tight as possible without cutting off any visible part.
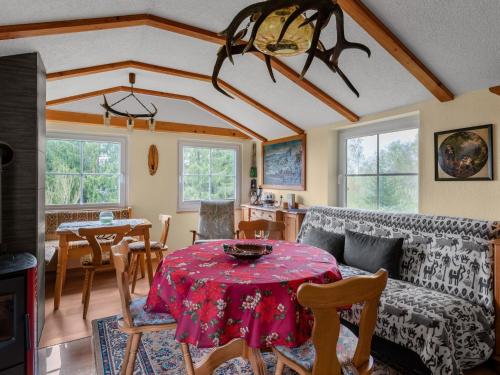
[261,134,306,190]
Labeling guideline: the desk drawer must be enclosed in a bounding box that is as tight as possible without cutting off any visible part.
[250,209,275,221]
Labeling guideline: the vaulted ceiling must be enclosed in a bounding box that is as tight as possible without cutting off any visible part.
[0,0,499,140]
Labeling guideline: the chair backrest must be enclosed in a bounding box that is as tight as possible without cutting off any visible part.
[45,207,132,240]
[297,269,388,375]
[78,224,131,266]
[111,240,134,328]
[158,214,171,247]
[238,219,285,240]
[197,200,235,240]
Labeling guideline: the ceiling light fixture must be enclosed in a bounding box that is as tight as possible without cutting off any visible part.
[101,73,158,131]
[212,0,371,98]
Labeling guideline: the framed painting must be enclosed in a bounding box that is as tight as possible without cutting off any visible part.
[262,134,306,190]
[434,124,493,181]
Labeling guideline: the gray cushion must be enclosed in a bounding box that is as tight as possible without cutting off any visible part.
[301,227,344,262]
[344,230,403,279]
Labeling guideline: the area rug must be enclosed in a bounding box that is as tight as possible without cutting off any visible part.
[92,315,401,374]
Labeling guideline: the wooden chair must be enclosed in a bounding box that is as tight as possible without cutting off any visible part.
[190,200,237,244]
[78,224,132,319]
[273,269,388,375]
[111,241,195,375]
[129,214,171,293]
[238,219,286,240]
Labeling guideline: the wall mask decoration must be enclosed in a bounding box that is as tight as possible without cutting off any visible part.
[262,134,306,190]
[434,124,493,181]
[148,144,159,176]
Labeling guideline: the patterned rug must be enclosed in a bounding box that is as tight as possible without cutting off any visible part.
[92,315,400,374]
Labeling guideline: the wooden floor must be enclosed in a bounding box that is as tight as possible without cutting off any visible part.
[40,267,152,348]
[39,268,498,374]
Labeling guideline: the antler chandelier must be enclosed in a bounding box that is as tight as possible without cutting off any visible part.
[101,73,158,131]
[212,0,371,98]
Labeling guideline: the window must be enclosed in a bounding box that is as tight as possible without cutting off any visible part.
[46,134,126,207]
[178,140,241,211]
[338,116,419,213]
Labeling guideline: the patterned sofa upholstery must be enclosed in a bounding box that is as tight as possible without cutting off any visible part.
[45,207,132,264]
[297,206,499,375]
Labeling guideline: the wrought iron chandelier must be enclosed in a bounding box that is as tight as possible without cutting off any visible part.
[212,0,371,98]
[101,73,158,131]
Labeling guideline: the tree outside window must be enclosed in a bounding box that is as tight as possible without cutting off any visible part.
[46,137,124,206]
[345,128,418,213]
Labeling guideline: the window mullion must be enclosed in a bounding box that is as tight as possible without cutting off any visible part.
[80,141,84,205]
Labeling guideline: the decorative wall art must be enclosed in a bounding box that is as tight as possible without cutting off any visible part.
[148,144,159,176]
[434,124,493,181]
[262,134,306,190]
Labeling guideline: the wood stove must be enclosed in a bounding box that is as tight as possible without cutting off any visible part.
[0,253,37,375]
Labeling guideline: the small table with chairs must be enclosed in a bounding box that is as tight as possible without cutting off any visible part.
[53,218,154,311]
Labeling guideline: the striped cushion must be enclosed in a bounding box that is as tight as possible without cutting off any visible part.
[80,251,111,266]
[128,241,164,252]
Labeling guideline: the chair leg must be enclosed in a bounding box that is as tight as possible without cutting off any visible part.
[275,359,285,375]
[129,253,136,281]
[180,343,195,375]
[120,334,133,375]
[83,270,95,319]
[139,254,145,278]
[131,255,140,294]
[125,333,142,375]
[81,269,89,304]
[155,251,163,261]
[129,253,137,284]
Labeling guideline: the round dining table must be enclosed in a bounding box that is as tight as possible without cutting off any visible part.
[145,239,342,375]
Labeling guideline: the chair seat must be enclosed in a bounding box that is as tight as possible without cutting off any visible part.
[126,296,176,327]
[128,240,164,252]
[274,324,358,371]
[80,251,111,266]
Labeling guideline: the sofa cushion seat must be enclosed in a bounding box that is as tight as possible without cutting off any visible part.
[339,264,494,374]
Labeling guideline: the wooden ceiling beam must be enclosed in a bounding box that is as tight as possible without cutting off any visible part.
[0,14,358,121]
[47,61,304,134]
[46,86,267,141]
[338,0,454,102]
[46,109,250,139]
[489,86,500,96]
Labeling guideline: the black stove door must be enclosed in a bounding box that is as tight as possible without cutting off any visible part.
[0,275,25,372]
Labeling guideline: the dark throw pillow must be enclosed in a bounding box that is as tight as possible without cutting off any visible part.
[301,227,345,262]
[344,230,403,279]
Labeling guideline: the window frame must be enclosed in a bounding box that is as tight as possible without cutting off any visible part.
[46,132,127,209]
[337,114,420,212]
[177,139,242,212]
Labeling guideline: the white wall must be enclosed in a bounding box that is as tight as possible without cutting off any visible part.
[47,121,253,250]
[255,88,500,221]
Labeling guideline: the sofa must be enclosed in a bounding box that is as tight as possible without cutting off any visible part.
[297,206,500,374]
[45,207,132,267]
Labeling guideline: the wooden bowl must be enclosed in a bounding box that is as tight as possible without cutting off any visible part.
[223,243,273,260]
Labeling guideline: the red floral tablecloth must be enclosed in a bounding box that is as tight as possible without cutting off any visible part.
[145,240,342,349]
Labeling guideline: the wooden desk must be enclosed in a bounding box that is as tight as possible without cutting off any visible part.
[241,204,306,242]
[53,218,153,310]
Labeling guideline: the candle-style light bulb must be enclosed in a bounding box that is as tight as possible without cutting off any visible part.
[103,111,111,127]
